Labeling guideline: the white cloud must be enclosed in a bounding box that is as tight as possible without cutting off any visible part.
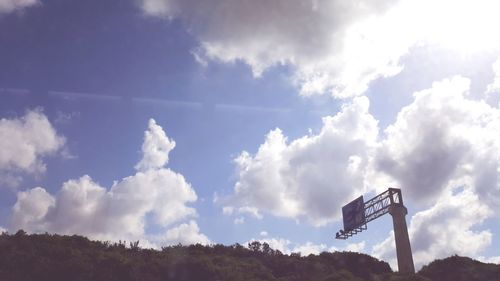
[222,206,234,215]
[233,217,245,225]
[292,241,328,256]
[369,75,500,269]
[138,0,500,98]
[247,237,292,254]
[11,187,55,232]
[138,0,171,17]
[373,76,500,206]
[329,241,367,253]
[260,231,268,237]
[0,0,37,13]
[10,119,207,247]
[137,0,405,98]
[371,231,397,269]
[372,189,492,270]
[226,74,500,265]
[0,110,65,188]
[135,119,176,172]
[486,57,500,95]
[223,96,378,226]
[156,220,210,246]
[0,110,65,173]
[221,205,263,219]
[486,56,500,108]
[345,241,366,252]
[478,256,500,264]
[246,237,335,256]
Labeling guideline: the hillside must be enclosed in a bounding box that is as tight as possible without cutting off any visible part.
[0,231,498,281]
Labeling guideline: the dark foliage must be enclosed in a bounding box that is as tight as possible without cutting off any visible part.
[0,231,498,281]
[418,255,500,281]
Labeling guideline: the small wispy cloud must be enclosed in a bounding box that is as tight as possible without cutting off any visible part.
[0,0,39,14]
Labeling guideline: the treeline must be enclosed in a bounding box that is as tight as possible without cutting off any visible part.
[0,230,498,281]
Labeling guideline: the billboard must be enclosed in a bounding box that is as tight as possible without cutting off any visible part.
[342,196,365,232]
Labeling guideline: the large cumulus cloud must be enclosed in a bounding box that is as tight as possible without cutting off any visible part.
[225,73,500,264]
[138,0,405,98]
[10,119,209,247]
[137,0,500,98]
[371,75,500,269]
[221,97,379,226]
[373,76,500,208]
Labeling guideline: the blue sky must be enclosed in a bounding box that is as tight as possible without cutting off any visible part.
[1,0,500,270]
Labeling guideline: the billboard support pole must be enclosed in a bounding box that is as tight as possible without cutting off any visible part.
[389,204,415,274]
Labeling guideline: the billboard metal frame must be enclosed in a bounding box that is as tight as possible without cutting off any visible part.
[336,188,403,240]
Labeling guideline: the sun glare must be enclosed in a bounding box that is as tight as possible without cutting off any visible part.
[412,0,500,54]
[431,0,500,53]
[352,0,500,57]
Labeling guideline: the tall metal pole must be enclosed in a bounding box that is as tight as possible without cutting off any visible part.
[389,204,415,274]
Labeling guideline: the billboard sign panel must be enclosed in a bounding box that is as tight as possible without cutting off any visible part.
[342,196,365,232]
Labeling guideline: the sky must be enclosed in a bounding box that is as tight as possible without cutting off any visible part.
[1,0,500,270]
